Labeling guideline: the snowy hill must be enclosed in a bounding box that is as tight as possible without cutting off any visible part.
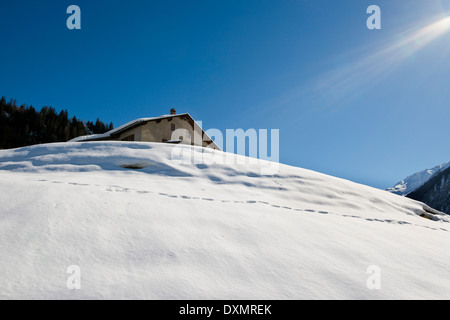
[387,162,450,196]
[0,142,449,299]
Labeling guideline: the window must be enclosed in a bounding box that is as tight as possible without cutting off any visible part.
[122,134,135,141]
[171,123,175,131]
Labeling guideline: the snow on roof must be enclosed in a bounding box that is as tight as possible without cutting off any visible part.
[69,113,190,142]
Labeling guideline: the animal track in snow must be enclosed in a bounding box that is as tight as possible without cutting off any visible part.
[36,179,449,232]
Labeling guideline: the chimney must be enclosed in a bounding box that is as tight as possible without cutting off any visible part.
[170,108,176,115]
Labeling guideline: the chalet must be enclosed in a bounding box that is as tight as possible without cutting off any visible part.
[70,109,220,150]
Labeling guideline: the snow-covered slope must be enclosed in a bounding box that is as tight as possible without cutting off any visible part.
[0,142,449,299]
[387,162,450,195]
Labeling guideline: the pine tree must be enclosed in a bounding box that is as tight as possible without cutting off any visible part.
[0,96,113,149]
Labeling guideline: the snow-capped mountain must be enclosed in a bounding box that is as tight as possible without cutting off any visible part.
[0,142,449,299]
[387,161,450,215]
[386,162,450,196]
[408,165,450,215]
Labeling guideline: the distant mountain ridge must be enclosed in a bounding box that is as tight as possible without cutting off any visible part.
[407,166,450,215]
[386,162,450,196]
[387,161,450,215]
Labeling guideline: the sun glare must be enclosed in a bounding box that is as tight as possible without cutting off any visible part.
[382,16,450,57]
[307,15,450,109]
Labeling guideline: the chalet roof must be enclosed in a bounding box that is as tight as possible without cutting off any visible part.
[69,113,192,142]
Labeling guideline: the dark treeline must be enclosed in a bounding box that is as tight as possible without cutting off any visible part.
[0,97,113,149]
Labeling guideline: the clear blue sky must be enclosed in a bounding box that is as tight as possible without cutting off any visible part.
[1,0,450,189]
